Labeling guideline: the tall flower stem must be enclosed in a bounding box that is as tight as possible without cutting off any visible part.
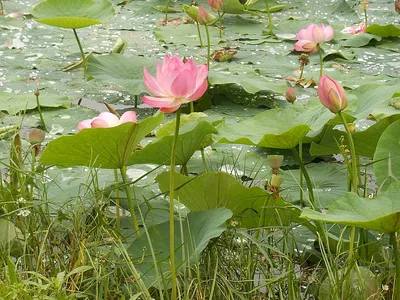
[204,24,211,69]
[363,8,368,27]
[299,140,304,207]
[196,22,204,47]
[119,167,140,238]
[265,0,274,35]
[169,108,181,299]
[165,0,170,21]
[218,11,223,38]
[34,90,47,132]
[292,146,315,209]
[72,29,86,76]
[391,232,400,298]
[114,169,120,232]
[318,48,323,78]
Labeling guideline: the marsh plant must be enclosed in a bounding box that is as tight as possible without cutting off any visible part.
[1,0,400,299]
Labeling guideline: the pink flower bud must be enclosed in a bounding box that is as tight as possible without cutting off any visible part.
[318,75,348,114]
[208,0,222,12]
[285,86,296,103]
[396,1,400,13]
[197,6,212,25]
[28,128,45,144]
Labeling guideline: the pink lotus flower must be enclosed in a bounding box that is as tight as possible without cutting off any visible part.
[197,6,213,25]
[396,0,400,13]
[142,55,208,113]
[208,0,222,12]
[341,23,366,35]
[318,75,348,114]
[8,12,21,19]
[294,24,334,54]
[77,111,137,131]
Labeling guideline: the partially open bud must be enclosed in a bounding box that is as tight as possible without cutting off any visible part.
[268,155,284,169]
[318,75,348,114]
[197,6,213,25]
[285,86,296,104]
[28,128,45,144]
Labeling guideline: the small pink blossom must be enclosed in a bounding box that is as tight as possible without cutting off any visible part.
[77,111,137,131]
[142,55,208,113]
[208,0,222,12]
[294,23,334,54]
[341,23,366,35]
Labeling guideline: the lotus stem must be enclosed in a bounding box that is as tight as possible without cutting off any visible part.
[299,140,304,207]
[265,0,274,35]
[119,167,140,238]
[190,101,194,113]
[364,8,368,27]
[34,89,47,132]
[0,1,4,15]
[114,169,120,232]
[201,148,208,172]
[291,146,315,209]
[218,11,223,38]
[196,22,203,47]
[319,48,323,79]
[72,29,86,76]
[165,0,170,21]
[204,24,211,70]
[169,108,181,299]
[391,232,400,298]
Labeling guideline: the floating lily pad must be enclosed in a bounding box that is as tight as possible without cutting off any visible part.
[40,113,164,169]
[33,0,115,29]
[301,181,400,233]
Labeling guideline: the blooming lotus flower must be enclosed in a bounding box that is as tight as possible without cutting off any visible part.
[142,55,208,113]
[342,23,366,35]
[318,75,348,114]
[77,111,137,131]
[208,0,222,12]
[294,23,334,54]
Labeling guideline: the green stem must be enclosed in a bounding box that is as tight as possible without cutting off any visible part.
[35,92,47,132]
[218,11,223,38]
[165,0,170,21]
[30,147,36,200]
[299,65,304,81]
[169,108,181,299]
[265,0,274,35]
[364,9,368,27]
[196,22,203,47]
[204,25,211,69]
[299,140,304,207]
[134,95,138,108]
[292,147,315,209]
[114,169,120,232]
[338,111,358,194]
[391,232,400,299]
[200,148,208,172]
[190,101,194,113]
[119,167,140,238]
[72,29,86,76]
[318,48,323,79]
[0,1,4,15]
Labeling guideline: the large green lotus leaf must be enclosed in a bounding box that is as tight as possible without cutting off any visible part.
[155,112,208,138]
[126,208,232,287]
[154,24,221,46]
[341,33,382,47]
[156,171,302,228]
[310,115,400,158]
[301,181,400,233]
[128,120,217,166]
[365,24,400,38]
[373,119,400,190]
[86,54,156,96]
[40,113,164,169]
[352,84,400,120]
[215,100,335,149]
[32,0,115,29]
[0,219,17,248]
[0,92,70,115]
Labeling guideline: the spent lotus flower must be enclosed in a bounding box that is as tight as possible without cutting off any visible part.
[342,23,366,35]
[142,55,208,113]
[208,0,222,12]
[77,111,137,131]
[318,75,348,114]
[294,23,334,54]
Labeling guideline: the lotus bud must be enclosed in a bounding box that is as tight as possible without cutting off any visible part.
[197,6,212,25]
[285,86,296,104]
[268,155,284,169]
[396,1,400,14]
[318,75,348,114]
[208,0,222,12]
[28,128,45,144]
[270,174,283,188]
[347,123,355,133]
